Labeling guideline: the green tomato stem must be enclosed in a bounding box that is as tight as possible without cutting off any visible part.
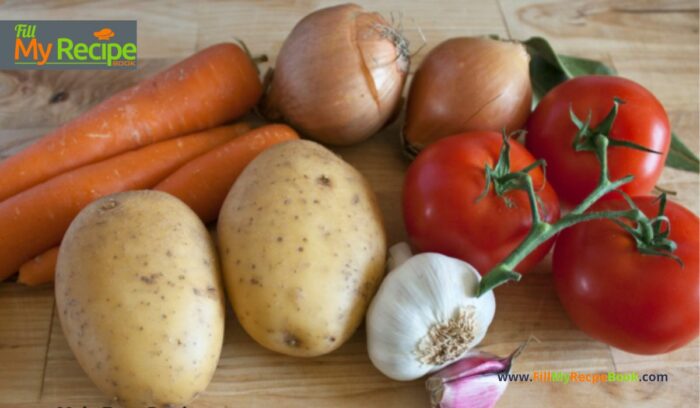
[477,134,638,296]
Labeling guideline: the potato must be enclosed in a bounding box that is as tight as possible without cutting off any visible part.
[218,140,386,357]
[55,191,225,408]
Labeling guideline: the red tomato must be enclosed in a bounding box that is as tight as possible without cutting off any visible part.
[526,76,670,205]
[553,196,699,354]
[403,132,560,275]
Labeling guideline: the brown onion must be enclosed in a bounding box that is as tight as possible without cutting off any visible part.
[263,3,409,146]
[403,37,531,155]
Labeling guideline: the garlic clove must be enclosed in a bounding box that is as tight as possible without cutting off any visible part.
[426,344,525,408]
[429,373,507,408]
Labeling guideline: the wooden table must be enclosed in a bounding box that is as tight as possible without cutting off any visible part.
[0,1,698,407]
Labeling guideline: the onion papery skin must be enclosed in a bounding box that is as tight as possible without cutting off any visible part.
[264,3,409,146]
[403,37,531,155]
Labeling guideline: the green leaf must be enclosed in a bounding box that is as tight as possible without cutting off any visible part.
[527,53,569,107]
[522,36,616,106]
[522,36,698,173]
[558,54,617,77]
[666,132,700,172]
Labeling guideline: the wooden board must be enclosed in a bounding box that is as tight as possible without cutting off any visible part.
[0,1,698,407]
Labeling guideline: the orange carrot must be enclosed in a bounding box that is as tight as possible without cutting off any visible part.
[17,247,58,286]
[0,124,247,281]
[156,124,299,222]
[17,124,297,286]
[0,43,262,202]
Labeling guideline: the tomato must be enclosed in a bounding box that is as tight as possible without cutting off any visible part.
[526,76,670,205]
[403,132,560,275]
[553,196,699,354]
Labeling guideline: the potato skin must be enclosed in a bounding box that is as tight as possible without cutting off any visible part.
[218,140,386,357]
[55,191,225,408]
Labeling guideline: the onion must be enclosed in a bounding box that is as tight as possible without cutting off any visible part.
[403,37,531,155]
[263,3,409,146]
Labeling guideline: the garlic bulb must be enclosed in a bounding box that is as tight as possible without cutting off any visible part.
[367,243,496,381]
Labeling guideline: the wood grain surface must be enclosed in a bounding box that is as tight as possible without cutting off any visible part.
[0,1,698,407]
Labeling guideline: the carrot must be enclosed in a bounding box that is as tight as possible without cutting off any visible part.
[0,124,248,281]
[0,43,262,202]
[17,247,58,286]
[156,124,300,222]
[17,124,297,286]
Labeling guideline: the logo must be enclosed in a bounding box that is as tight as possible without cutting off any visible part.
[0,20,137,70]
[93,28,115,41]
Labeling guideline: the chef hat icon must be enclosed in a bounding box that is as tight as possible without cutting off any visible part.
[94,28,115,41]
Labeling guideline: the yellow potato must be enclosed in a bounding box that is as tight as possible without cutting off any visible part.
[55,191,224,408]
[218,140,386,357]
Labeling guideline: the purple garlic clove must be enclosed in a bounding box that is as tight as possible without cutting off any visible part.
[426,343,526,408]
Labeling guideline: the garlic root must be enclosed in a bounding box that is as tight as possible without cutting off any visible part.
[416,306,477,366]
